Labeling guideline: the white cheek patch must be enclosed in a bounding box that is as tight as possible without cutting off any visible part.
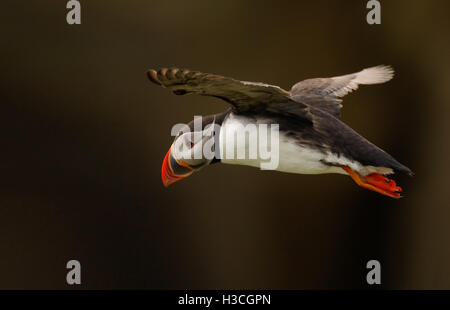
[172,135,191,160]
[171,125,217,167]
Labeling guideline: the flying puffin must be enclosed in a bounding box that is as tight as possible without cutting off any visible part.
[147,66,412,198]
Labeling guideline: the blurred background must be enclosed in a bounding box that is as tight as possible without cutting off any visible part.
[1,0,449,289]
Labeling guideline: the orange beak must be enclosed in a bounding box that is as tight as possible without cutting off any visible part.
[161,148,193,187]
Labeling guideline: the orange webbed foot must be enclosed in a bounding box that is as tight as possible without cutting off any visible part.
[342,166,402,199]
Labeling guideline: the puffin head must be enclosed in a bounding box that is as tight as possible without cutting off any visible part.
[161,123,216,187]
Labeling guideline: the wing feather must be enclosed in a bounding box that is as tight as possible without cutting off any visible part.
[290,65,394,117]
[148,68,311,121]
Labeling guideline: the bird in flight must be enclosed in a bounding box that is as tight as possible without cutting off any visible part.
[147,66,412,198]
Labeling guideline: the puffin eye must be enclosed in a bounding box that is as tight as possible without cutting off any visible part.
[185,139,194,148]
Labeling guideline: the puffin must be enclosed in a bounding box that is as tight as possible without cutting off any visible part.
[147,66,412,198]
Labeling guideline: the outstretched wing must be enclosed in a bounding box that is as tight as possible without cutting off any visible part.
[290,65,394,118]
[147,68,311,121]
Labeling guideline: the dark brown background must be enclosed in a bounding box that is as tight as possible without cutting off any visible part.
[1,0,449,289]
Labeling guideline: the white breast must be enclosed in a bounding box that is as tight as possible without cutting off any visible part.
[218,113,349,175]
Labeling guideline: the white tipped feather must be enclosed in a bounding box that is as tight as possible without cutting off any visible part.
[353,65,394,85]
[330,65,394,97]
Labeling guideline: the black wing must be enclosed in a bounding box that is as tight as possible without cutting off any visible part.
[310,108,412,175]
[147,68,312,121]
